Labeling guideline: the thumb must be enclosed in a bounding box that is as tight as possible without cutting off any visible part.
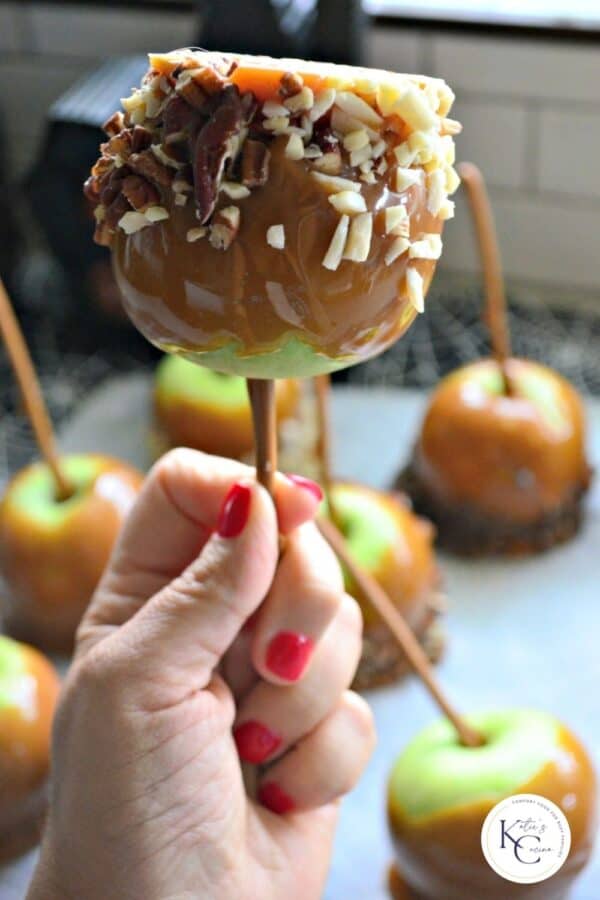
[108,477,278,709]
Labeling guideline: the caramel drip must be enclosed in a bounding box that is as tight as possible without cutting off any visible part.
[247,378,277,496]
[318,516,484,748]
[458,161,512,393]
[313,374,342,526]
[0,279,73,500]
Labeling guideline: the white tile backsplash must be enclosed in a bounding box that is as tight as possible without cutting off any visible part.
[451,96,527,188]
[29,4,196,58]
[539,108,600,200]
[432,33,600,103]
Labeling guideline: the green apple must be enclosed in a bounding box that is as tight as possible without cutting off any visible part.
[388,708,597,900]
[323,482,439,631]
[156,355,253,409]
[0,454,143,652]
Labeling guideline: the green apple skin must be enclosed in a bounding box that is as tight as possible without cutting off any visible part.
[0,454,143,652]
[388,709,597,900]
[323,482,439,631]
[156,355,252,409]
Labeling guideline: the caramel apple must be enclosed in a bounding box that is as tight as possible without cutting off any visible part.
[400,358,591,555]
[0,635,59,861]
[388,709,597,899]
[85,50,460,378]
[153,354,300,458]
[0,454,143,652]
[325,482,443,689]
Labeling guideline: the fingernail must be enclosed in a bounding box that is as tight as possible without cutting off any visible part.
[287,474,323,503]
[258,782,295,815]
[234,720,282,764]
[266,631,314,681]
[217,482,252,538]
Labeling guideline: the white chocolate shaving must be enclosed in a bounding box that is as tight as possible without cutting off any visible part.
[311,172,362,194]
[395,167,421,192]
[267,224,286,249]
[343,212,372,262]
[385,205,409,236]
[393,86,437,132]
[328,191,367,215]
[322,215,350,271]
[427,169,447,215]
[407,266,425,313]
[335,91,383,128]
[285,133,305,161]
[385,236,410,266]
[409,233,443,260]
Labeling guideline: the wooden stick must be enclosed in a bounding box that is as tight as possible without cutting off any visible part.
[247,378,277,497]
[314,374,342,525]
[0,278,73,500]
[458,161,513,393]
[318,516,484,748]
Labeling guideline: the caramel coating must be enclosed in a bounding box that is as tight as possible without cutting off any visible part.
[155,373,300,458]
[388,727,597,900]
[0,456,143,652]
[113,139,440,375]
[412,358,590,524]
[0,643,59,860]
[342,485,440,631]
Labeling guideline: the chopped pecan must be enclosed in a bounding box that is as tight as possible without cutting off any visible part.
[163,95,194,137]
[103,111,124,136]
[193,87,245,223]
[121,174,160,211]
[83,176,100,202]
[131,125,152,153]
[241,140,270,188]
[94,220,113,246]
[279,71,304,98]
[99,166,128,207]
[128,149,173,187]
[176,74,209,111]
[91,156,112,179]
[104,193,132,229]
[102,131,133,160]
[209,205,240,250]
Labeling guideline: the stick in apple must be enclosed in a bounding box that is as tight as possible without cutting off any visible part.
[457,161,513,394]
[0,278,74,501]
[313,374,342,527]
[318,516,484,748]
[247,378,277,496]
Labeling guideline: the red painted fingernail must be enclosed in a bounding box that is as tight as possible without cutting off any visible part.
[217,483,252,538]
[266,631,314,681]
[234,720,282,764]
[258,782,295,815]
[287,474,323,502]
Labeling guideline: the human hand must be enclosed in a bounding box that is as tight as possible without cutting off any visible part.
[28,450,374,900]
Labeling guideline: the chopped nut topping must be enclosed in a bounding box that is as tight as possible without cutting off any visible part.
[263,100,289,118]
[263,115,290,133]
[193,88,246,223]
[311,150,342,175]
[395,168,421,192]
[335,91,383,128]
[129,149,173,187]
[267,224,285,249]
[385,236,410,266]
[175,193,188,206]
[350,144,372,168]
[385,205,409,236]
[284,134,305,161]
[343,212,372,262]
[119,211,151,235]
[304,144,323,159]
[322,214,350,271]
[221,181,251,199]
[241,140,270,187]
[121,174,160,211]
[409,233,442,260]
[329,190,367,215]
[284,86,314,113]
[309,88,336,122]
[438,199,455,220]
[151,143,184,170]
[279,71,304,98]
[406,266,425,312]
[176,74,208,110]
[427,169,447,216]
[145,205,170,223]
[103,111,125,136]
[330,107,379,142]
[371,138,386,159]
[393,87,437,132]
[312,172,362,194]
[446,165,461,194]
[441,117,462,136]
[394,142,417,167]
[187,226,207,242]
[209,205,240,249]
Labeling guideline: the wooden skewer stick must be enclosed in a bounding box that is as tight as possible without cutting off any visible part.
[247,378,277,497]
[318,516,485,748]
[314,374,342,526]
[458,161,513,394]
[0,277,74,500]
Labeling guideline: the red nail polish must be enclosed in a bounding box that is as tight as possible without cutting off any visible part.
[234,720,282,764]
[287,474,323,503]
[258,782,295,815]
[217,483,251,538]
[266,631,314,681]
